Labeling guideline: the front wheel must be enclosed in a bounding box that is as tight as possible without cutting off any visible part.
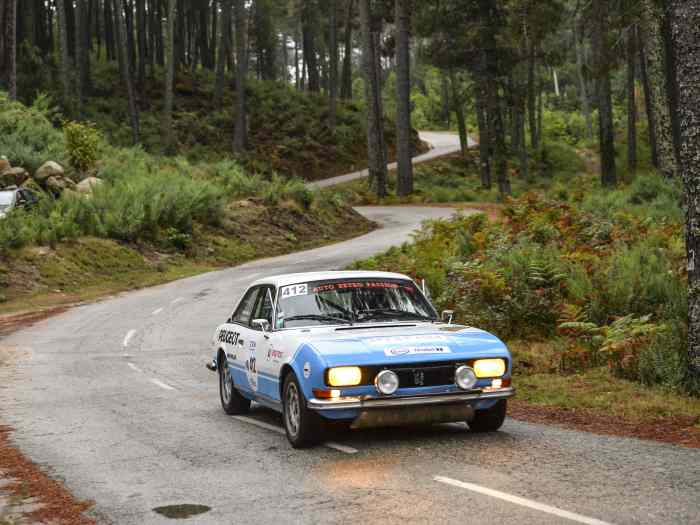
[468,400,507,433]
[282,373,322,448]
[219,358,250,415]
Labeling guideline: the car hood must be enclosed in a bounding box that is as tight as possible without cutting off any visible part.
[290,323,509,367]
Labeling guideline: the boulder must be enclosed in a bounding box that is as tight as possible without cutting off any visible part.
[45,175,76,196]
[0,167,29,188]
[34,161,64,182]
[76,176,103,194]
[0,157,10,174]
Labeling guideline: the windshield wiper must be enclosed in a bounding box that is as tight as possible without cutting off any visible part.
[283,314,352,325]
[355,309,436,322]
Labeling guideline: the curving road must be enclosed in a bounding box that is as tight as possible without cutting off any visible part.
[1,134,699,525]
[309,131,471,188]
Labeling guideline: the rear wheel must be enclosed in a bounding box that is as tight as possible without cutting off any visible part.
[219,356,250,415]
[282,373,322,448]
[468,400,507,433]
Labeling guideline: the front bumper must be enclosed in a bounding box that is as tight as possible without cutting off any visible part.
[307,386,515,411]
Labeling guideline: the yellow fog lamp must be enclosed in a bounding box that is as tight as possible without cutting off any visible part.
[473,358,506,378]
[327,366,362,387]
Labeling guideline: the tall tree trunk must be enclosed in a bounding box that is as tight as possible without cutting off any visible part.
[294,30,300,89]
[440,71,450,127]
[662,9,682,170]
[113,0,139,144]
[56,0,72,108]
[329,0,338,132]
[359,0,387,198]
[478,0,509,197]
[75,0,87,109]
[395,0,413,196]
[591,0,617,187]
[136,0,146,85]
[639,39,659,167]
[475,81,491,189]
[164,0,176,153]
[574,15,593,139]
[7,0,17,100]
[302,0,319,92]
[215,0,232,103]
[669,0,700,383]
[449,70,467,158]
[340,0,354,99]
[233,0,248,153]
[639,0,677,179]
[104,0,116,61]
[282,33,289,83]
[627,25,637,176]
[527,43,538,148]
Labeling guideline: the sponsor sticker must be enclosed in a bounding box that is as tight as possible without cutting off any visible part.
[367,334,448,346]
[280,284,308,298]
[267,349,284,361]
[384,346,452,357]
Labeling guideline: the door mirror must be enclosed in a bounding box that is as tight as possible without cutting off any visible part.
[442,310,454,324]
[252,318,270,333]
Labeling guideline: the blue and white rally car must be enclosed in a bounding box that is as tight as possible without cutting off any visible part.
[207,271,514,448]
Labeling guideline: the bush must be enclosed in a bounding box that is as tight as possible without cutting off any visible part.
[0,91,66,171]
[64,121,102,173]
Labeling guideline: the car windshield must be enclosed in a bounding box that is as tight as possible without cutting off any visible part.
[0,191,15,211]
[275,278,437,328]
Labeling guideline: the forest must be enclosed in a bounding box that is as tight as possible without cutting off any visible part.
[0,0,699,429]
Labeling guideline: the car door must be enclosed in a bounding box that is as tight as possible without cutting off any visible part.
[225,286,263,394]
[248,285,280,402]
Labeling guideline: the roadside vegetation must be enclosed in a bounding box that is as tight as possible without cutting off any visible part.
[350,168,699,426]
[0,93,372,312]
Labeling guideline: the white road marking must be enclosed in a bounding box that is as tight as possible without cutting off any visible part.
[323,441,358,454]
[122,329,136,347]
[149,378,177,391]
[232,416,358,454]
[434,476,613,525]
[152,307,164,315]
[127,363,143,373]
[171,297,184,305]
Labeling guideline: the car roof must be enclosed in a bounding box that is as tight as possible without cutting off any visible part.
[250,270,414,288]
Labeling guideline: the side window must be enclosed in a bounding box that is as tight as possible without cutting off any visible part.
[251,286,276,328]
[232,287,261,325]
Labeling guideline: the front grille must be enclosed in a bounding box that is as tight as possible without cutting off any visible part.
[393,364,456,387]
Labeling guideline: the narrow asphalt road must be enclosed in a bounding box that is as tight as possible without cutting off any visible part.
[309,130,471,188]
[1,134,699,525]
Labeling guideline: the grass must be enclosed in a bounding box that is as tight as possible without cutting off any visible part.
[509,340,700,426]
[0,199,373,316]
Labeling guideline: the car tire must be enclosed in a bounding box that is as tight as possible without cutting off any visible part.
[468,400,507,433]
[219,356,251,415]
[282,372,322,448]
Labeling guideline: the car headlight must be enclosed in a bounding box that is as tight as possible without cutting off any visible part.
[375,370,399,395]
[473,358,506,378]
[327,366,362,387]
[455,365,477,390]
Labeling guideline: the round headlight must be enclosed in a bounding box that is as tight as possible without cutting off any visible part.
[455,365,477,390]
[375,370,399,395]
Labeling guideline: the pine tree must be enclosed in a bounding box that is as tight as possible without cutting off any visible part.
[233,0,248,153]
[359,0,387,198]
[395,0,413,196]
[669,0,700,383]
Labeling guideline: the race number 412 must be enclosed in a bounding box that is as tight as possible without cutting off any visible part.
[280,284,308,298]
